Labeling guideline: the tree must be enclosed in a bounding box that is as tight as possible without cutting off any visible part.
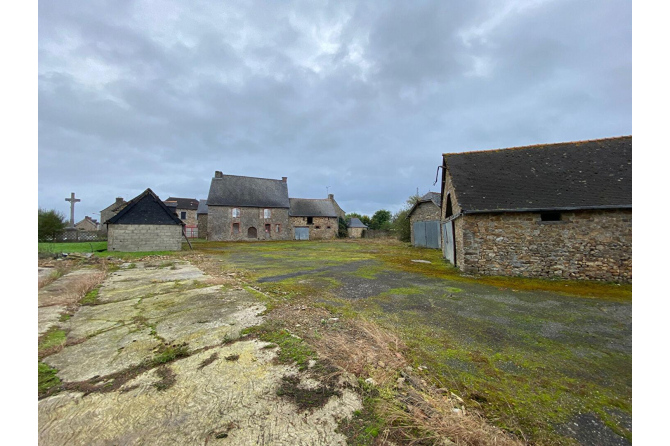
[38,208,67,241]
[337,216,348,238]
[369,209,392,230]
[391,193,422,242]
[345,212,371,227]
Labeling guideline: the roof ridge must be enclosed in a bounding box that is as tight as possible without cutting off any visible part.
[442,135,632,157]
[214,174,286,182]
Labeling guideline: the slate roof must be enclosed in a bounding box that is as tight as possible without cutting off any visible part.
[443,136,632,213]
[101,198,127,213]
[165,197,199,210]
[289,198,339,217]
[347,217,368,228]
[196,199,208,215]
[207,174,290,208]
[406,192,441,219]
[107,189,184,226]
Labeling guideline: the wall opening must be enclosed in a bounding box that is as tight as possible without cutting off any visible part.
[540,212,561,222]
[247,227,257,238]
[265,224,271,234]
[233,223,240,234]
[445,193,453,218]
[307,217,313,224]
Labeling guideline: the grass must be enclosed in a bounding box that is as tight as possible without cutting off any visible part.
[39,327,67,358]
[38,361,61,395]
[80,286,100,305]
[39,241,107,253]
[242,321,317,371]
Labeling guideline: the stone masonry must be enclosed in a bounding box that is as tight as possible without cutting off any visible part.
[197,214,208,239]
[455,210,632,282]
[409,202,441,245]
[208,206,291,241]
[108,224,183,252]
[289,216,338,240]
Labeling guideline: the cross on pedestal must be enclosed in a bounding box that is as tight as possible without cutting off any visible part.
[65,192,81,227]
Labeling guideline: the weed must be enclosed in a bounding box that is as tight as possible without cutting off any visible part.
[198,353,219,370]
[80,286,100,305]
[225,354,240,361]
[153,366,177,391]
[152,343,190,365]
[276,374,342,412]
[38,361,61,396]
[39,327,67,358]
[242,322,317,371]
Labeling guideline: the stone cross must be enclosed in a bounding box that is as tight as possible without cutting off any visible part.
[65,192,81,227]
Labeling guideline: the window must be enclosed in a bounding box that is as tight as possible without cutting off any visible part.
[265,224,271,233]
[180,211,187,220]
[540,212,561,222]
[327,226,331,229]
[315,226,321,229]
[307,217,313,224]
[264,209,271,218]
[232,223,240,234]
[445,193,453,218]
[232,208,240,217]
[275,224,281,233]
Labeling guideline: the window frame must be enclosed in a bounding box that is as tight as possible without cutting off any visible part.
[232,208,240,218]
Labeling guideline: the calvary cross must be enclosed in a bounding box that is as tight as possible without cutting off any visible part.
[65,192,81,227]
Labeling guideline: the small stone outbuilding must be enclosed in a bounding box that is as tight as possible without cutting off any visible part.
[100,197,127,233]
[347,218,368,238]
[107,188,184,252]
[407,192,442,249]
[289,195,345,240]
[440,136,632,282]
[196,199,208,239]
[206,172,292,241]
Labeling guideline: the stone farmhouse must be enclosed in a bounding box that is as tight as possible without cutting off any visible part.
[107,188,184,252]
[196,199,208,239]
[206,172,293,241]
[439,136,632,282]
[346,218,368,238]
[100,197,127,233]
[75,216,99,231]
[289,195,345,240]
[407,192,441,249]
[164,196,199,237]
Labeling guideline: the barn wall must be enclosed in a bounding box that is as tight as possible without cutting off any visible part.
[347,227,365,238]
[108,224,182,252]
[207,206,291,241]
[197,214,208,239]
[289,216,338,239]
[455,209,632,282]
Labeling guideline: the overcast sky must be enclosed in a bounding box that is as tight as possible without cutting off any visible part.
[37,0,631,221]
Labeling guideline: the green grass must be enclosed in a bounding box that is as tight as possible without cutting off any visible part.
[39,241,107,253]
[39,327,67,356]
[242,321,317,371]
[38,361,61,395]
[80,286,100,305]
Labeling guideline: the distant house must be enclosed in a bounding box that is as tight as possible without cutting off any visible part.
[196,199,208,239]
[100,197,127,233]
[347,218,368,238]
[107,188,184,252]
[440,136,632,282]
[407,192,441,249]
[289,195,345,240]
[75,216,99,231]
[206,172,292,241]
[164,197,199,237]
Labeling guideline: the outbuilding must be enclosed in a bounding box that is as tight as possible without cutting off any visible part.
[407,192,442,249]
[440,136,632,282]
[106,188,185,252]
[347,218,368,238]
[289,195,345,240]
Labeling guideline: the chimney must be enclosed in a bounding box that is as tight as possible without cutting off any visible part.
[282,177,287,183]
[328,194,334,200]
[115,197,124,204]
[215,171,223,178]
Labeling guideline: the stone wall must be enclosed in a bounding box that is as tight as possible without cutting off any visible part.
[348,227,365,238]
[108,224,182,252]
[208,206,291,241]
[177,209,197,226]
[197,214,208,239]
[455,209,632,282]
[409,202,441,245]
[289,217,338,240]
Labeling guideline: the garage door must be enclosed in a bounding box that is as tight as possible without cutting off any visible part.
[294,227,309,240]
[413,221,441,249]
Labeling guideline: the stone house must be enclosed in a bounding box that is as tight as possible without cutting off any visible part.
[289,195,345,240]
[206,172,292,241]
[347,218,368,238]
[196,199,208,239]
[100,197,127,233]
[407,192,442,249]
[107,188,184,252]
[164,197,199,237]
[439,136,632,282]
[75,216,99,231]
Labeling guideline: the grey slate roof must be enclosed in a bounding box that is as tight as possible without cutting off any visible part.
[196,199,208,215]
[101,198,127,213]
[107,189,184,226]
[207,174,290,208]
[289,198,339,217]
[347,217,368,228]
[444,136,632,213]
[165,197,199,210]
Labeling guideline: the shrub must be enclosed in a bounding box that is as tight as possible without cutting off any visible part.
[38,208,67,241]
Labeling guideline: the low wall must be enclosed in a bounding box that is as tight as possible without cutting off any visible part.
[457,209,632,282]
[108,224,182,252]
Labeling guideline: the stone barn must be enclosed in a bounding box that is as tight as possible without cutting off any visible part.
[206,172,292,241]
[440,136,632,282]
[106,188,184,252]
[196,199,208,239]
[100,197,127,234]
[289,195,345,240]
[347,218,368,238]
[407,192,442,249]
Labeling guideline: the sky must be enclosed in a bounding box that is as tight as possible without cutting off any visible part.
[37,0,632,222]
